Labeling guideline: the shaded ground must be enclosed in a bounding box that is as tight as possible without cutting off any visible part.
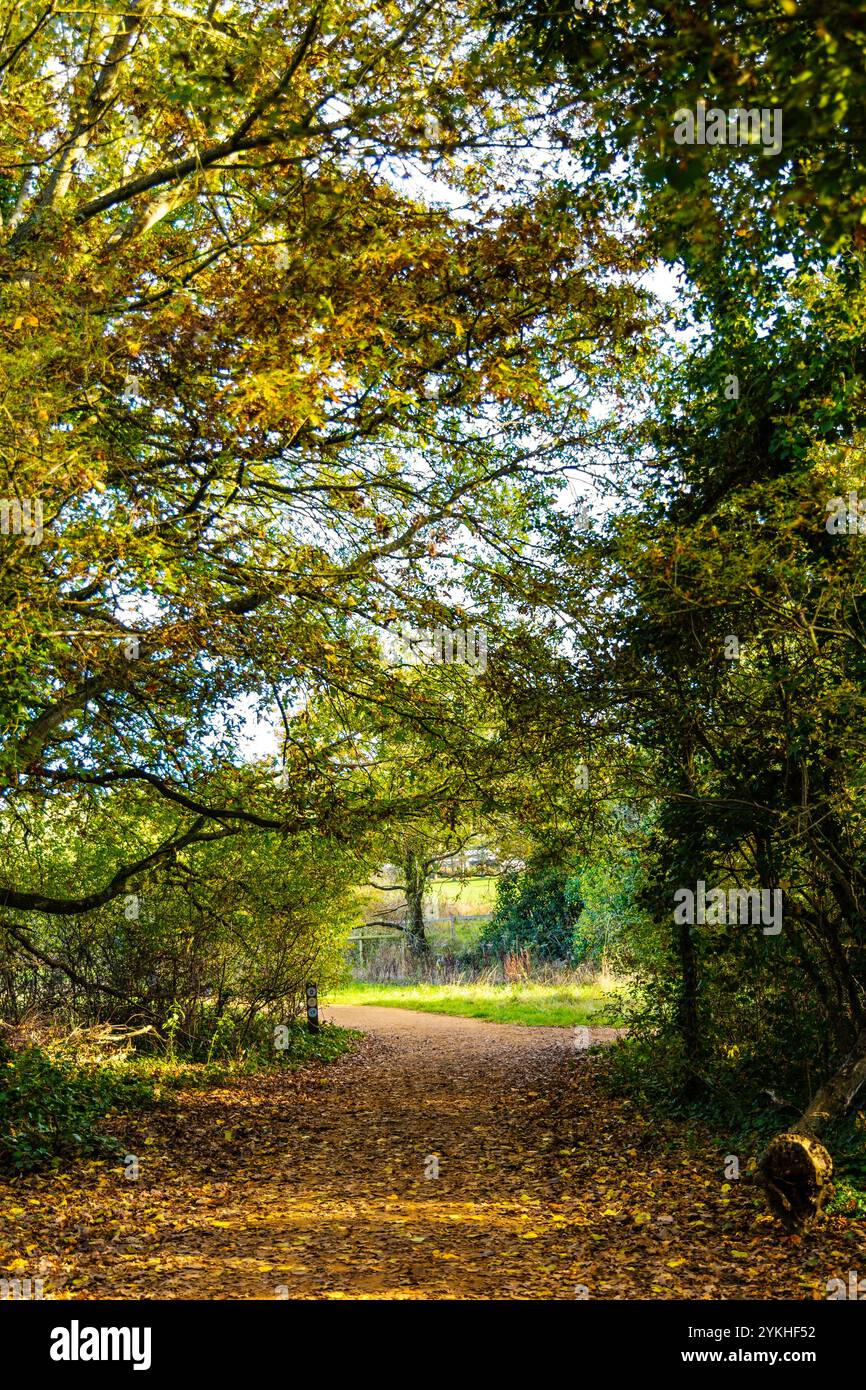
[0,1007,860,1299]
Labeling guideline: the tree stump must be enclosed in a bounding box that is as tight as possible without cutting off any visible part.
[757,1132,834,1232]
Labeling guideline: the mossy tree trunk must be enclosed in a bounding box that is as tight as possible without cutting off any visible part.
[403,843,431,958]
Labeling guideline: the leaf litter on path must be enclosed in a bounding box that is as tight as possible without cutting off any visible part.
[0,1007,859,1300]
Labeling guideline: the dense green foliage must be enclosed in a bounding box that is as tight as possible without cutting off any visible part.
[480,865,583,961]
[0,1040,153,1173]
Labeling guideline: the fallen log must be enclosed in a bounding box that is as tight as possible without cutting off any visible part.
[758,1021,866,1230]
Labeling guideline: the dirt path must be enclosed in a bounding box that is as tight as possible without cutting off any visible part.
[322,1001,622,1044]
[0,1007,859,1299]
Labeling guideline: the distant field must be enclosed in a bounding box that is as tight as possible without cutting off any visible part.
[426,875,498,916]
[326,979,621,1027]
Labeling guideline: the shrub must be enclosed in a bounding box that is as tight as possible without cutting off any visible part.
[0,1039,153,1174]
[479,865,583,962]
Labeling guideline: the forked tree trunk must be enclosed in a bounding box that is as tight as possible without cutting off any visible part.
[403,845,430,957]
[758,1021,866,1229]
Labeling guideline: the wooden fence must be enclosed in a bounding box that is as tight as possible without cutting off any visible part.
[346,913,490,967]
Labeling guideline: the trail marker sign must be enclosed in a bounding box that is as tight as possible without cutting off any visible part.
[306,981,320,1034]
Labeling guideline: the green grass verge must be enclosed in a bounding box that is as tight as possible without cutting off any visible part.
[327,980,620,1027]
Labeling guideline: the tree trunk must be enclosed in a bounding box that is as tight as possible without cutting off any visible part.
[403,845,430,957]
[758,1020,866,1229]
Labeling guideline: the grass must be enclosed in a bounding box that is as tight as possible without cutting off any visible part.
[327,979,621,1027]
[426,875,498,914]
